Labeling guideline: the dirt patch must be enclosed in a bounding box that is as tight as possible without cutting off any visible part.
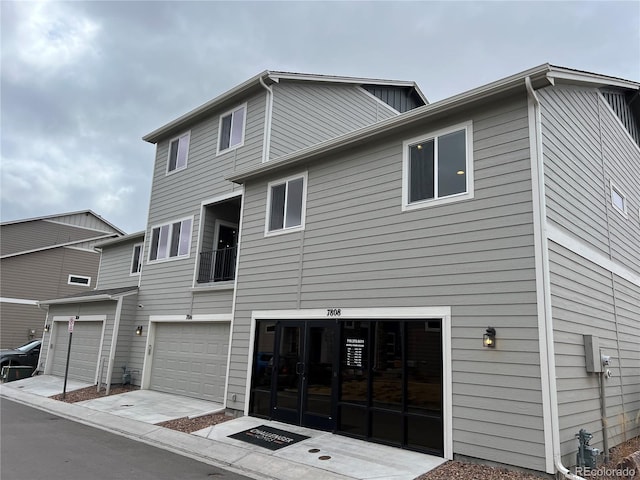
[415,437,639,480]
[50,384,139,403]
[156,413,233,434]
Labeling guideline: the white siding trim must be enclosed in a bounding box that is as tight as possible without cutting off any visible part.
[105,296,124,393]
[148,314,232,323]
[0,297,38,305]
[546,223,640,286]
[245,306,453,460]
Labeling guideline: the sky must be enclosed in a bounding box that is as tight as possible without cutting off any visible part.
[1,1,639,234]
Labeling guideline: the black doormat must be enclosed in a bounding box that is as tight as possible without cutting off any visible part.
[228,425,309,451]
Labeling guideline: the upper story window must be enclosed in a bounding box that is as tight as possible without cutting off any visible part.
[402,121,474,211]
[266,173,307,235]
[167,132,190,174]
[130,243,143,275]
[149,217,193,262]
[68,274,91,286]
[610,182,628,217]
[217,104,246,154]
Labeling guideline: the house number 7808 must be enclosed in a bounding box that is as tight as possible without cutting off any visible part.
[327,308,341,317]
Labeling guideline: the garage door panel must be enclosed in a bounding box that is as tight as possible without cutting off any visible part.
[149,322,229,402]
[51,321,102,383]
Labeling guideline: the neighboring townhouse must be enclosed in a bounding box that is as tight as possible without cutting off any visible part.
[37,232,144,389]
[33,65,639,477]
[0,211,123,349]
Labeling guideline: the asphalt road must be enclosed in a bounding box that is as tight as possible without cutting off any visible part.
[0,398,252,480]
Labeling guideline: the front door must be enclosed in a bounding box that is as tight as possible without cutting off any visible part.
[271,321,338,430]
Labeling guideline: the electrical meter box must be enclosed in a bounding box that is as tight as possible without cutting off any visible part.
[584,335,602,373]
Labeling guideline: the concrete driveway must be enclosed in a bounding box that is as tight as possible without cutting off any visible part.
[3,375,224,424]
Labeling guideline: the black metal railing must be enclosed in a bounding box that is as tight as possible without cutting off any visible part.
[197,246,237,283]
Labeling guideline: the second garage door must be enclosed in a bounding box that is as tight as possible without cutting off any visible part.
[51,321,103,383]
[149,322,229,403]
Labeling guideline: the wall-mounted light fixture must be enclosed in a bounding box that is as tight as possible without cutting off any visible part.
[44,324,50,333]
[135,325,143,336]
[483,327,496,348]
[186,314,193,320]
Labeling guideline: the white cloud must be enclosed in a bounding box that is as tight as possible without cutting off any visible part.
[4,1,100,82]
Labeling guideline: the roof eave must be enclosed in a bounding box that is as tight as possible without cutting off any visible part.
[94,231,145,249]
[38,289,138,306]
[227,64,553,184]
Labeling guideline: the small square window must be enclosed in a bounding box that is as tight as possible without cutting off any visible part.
[402,122,474,211]
[131,243,143,275]
[149,217,193,262]
[218,104,246,154]
[167,132,190,174]
[68,275,91,286]
[266,173,307,235]
[610,182,628,217]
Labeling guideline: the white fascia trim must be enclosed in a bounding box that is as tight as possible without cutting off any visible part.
[0,234,118,259]
[148,314,232,323]
[268,72,417,88]
[526,77,556,474]
[245,306,453,460]
[547,223,640,286]
[356,86,400,115]
[64,246,101,253]
[0,297,38,305]
[200,190,243,208]
[547,70,639,90]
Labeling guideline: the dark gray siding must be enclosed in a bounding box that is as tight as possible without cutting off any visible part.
[362,85,425,112]
[231,95,547,471]
[269,82,397,160]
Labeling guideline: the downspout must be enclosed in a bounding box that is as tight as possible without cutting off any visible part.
[36,303,50,374]
[525,76,586,480]
[105,296,124,395]
[259,75,274,163]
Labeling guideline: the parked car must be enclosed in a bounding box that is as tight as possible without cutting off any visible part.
[0,339,42,368]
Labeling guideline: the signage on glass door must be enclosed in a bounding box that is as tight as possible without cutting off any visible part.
[345,338,364,367]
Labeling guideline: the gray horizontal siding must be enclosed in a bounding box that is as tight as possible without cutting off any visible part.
[269,82,397,160]
[0,302,45,349]
[540,85,640,273]
[231,94,547,471]
[549,241,640,466]
[96,240,141,290]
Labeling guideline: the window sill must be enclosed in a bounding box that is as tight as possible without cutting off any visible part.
[191,282,235,293]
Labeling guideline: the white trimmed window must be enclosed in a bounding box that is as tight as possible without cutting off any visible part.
[130,243,143,275]
[266,173,307,235]
[217,104,246,154]
[610,182,627,217]
[402,121,474,211]
[167,132,190,174]
[68,274,91,286]
[149,217,193,262]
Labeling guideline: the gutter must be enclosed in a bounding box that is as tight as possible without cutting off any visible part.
[525,76,586,480]
[259,75,274,163]
[38,289,138,307]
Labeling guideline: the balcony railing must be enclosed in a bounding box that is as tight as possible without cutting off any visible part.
[197,246,237,283]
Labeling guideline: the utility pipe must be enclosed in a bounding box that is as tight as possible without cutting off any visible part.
[599,372,610,463]
[525,76,587,480]
[259,75,274,163]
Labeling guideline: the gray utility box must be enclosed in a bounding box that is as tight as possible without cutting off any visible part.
[584,335,602,373]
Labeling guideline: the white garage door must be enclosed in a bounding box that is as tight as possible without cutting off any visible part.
[150,322,229,403]
[51,321,102,383]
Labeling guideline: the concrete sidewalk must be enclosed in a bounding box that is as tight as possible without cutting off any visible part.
[0,377,445,480]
